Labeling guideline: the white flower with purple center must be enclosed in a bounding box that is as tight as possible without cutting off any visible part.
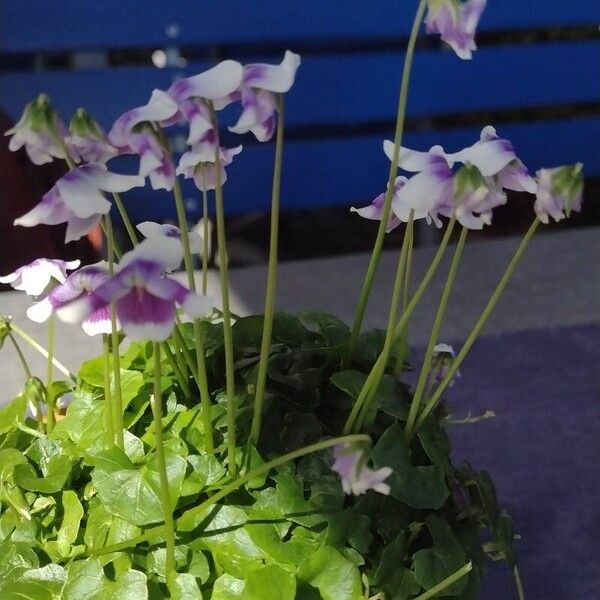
[430,342,461,387]
[57,238,211,341]
[27,264,113,336]
[66,108,117,166]
[229,51,301,142]
[177,142,243,192]
[5,95,67,165]
[332,444,392,496]
[534,164,583,224]
[0,258,80,297]
[13,165,144,243]
[137,221,203,255]
[127,132,176,191]
[425,0,487,60]
[351,176,407,231]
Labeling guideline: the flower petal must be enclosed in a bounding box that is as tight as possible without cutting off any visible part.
[168,60,244,103]
[116,289,176,342]
[243,51,301,93]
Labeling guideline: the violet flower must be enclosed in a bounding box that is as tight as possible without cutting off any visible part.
[5,94,67,165]
[430,343,461,387]
[66,108,117,166]
[229,51,301,141]
[0,258,80,297]
[27,264,113,336]
[332,444,392,496]
[350,177,406,231]
[127,132,176,191]
[425,0,487,60]
[177,142,243,192]
[57,238,211,341]
[136,221,203,255]
[534,164,583,224]
[14,165,144,243]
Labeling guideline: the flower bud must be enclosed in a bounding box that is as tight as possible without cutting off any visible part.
[69,108,104,139]
[25,377,47,420]
[20,93,59,133]
[534,163,584,223]
[0,316,11,350]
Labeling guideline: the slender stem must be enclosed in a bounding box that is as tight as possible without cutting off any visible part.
[104,213,124,448]
[162,342,191,396]
[170,324,189,379]
[172,326,200,383]
[112,192,139,246]
[102,335,115,448]
[413,562,472,600]
[405,226,468,438]
[342,216,456,434]
[10,323,74,380]
[172,177,214,452]
[250,95,285,445]
[151,343,176,581]
[45,315,56,431]
[210,106,237,475]
[354,212,414,432]
[394,217,415,376]
[91,433,370,556]
[513,565,526,600]
[413,219,541,433]
[8,332,32,379]
[346,0,428,365]
[201,189,210,295]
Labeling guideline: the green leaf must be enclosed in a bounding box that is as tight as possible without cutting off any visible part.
[53,390,103,451]
[272,312,312,346]
[168,573,203,600]
[55,491,84,558]
[22,564,66,597]
[0,394,27,435]
[385,568,421,600]
[78,357,105,387]
[298,311,350,347]
[211,574,244,600]
[297,546,363,600]
[0,448,28,479]
[13,454,73,494]
[244,564,296,600]
[412,515,468,596]
[372,423,448,509]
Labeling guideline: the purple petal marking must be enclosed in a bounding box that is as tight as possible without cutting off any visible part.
[116,288,176,342]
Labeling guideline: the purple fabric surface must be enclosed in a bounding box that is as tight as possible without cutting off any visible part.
[442,323,599,599]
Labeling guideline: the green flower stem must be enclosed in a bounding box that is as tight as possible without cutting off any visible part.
[404,226,468,438]
[151,343,176,582]
[8,332,32,379]
[162,342,191,396]
[412,218,541,434]
[201,188,210,295]
[353,212,414,432]
[172,178,214,453]
[513,565,526,600]
[91,433,370,556]
[172,326,200,383]
[393,217,415,376]
[413,561,473,600]
[111,192,139,246]
[10,323,74,381]
[343,216,456,435]
[345,0,428,365]
[45,314,56,432]
[250,95,285,445]
[102,334,115,448]
[104,213,125,449]
[210,106,237,475]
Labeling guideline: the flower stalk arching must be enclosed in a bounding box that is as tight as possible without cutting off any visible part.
[346,0,428,365]
[405,225,468,437]
[209,104,238,476]
[111,192,139,246]
[90,433,371,556]
[7,331,32,380]
[250,94,285,445]
[411,217,541,436]
[413,561,473,600]
[343,215,457,435]
[150,343,176,582]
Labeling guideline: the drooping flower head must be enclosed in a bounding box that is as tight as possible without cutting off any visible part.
[425,0,487,60]
[177,142,243,192]
[5,94,67,165]
[57,238,212,341]
[534,164,583,224]
[136,221,203,255]
[229,51,301,141]
[14,165,144,243]
[351,177,406,232]
[430,343,461,387]
[66,108,117,166]
[0,258,80,297]
[332,444,392,496]
[27,264,113,336]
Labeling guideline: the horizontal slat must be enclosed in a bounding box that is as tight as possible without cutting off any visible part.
[117,118,600,222]
[1,42,597,129]
[1,1,599,52]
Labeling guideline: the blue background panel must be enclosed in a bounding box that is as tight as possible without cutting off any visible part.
[1,0,599,52]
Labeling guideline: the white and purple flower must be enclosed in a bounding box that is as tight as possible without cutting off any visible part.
[14,165,144,243]
[425,0,487,60]
[332,444,392,496]
[177,142,243,191]
[0,258,80,297]
[229,51,301,141]
[534,164,583,224]
[27,264,113,336]
[430,342,461,387]
[351,177,406,232]
[136,221,203,255]
[66,108,117,166]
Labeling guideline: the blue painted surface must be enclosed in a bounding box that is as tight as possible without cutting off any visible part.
[1,0,599,52]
